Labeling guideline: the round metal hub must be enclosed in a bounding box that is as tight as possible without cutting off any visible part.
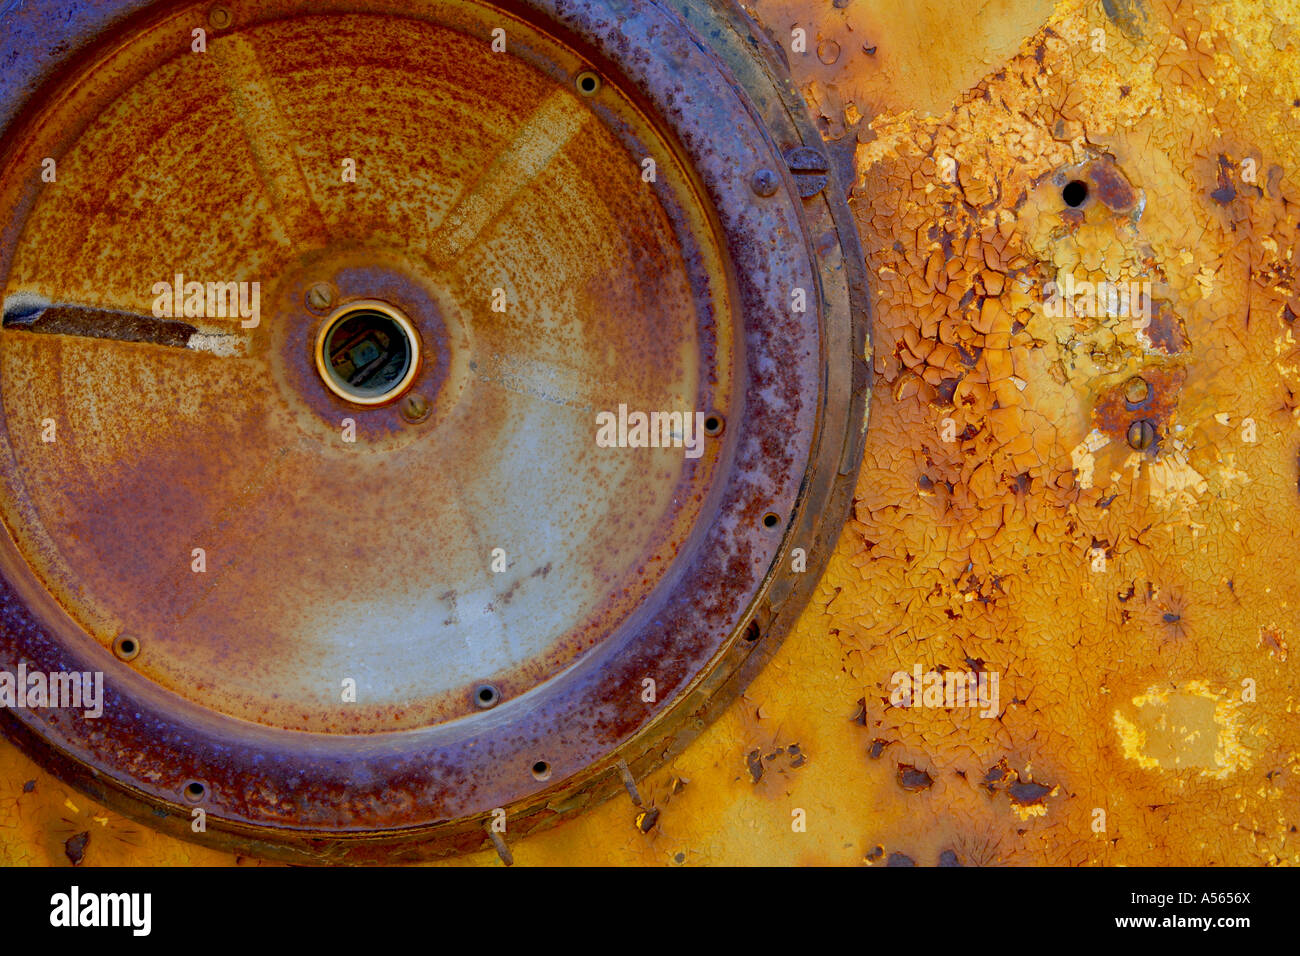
[315,301,421,405]
[0,0,870,862]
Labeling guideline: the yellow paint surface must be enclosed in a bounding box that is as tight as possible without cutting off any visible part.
[3,0,1300,866]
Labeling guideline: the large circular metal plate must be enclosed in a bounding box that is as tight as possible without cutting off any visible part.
[0,0,869,861]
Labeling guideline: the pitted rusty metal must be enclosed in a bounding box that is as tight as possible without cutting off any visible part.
[0,0,869,861]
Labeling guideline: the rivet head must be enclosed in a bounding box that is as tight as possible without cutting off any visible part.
[1123,376,1150,405]
[209,6,232,29]
[750,168,779,197]
[1127,419,1155,450]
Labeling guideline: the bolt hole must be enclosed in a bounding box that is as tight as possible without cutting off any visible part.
[761,512,781,529]
[112,634,140,662]
[1062,179,1089,208]
[475,684,500,709]
[744,621,761,643]
[531,760,552,781]
[576,71,601,96]
[703,414,724,437]
[183,781,206,804]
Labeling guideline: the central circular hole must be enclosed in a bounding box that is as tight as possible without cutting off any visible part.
[316,302,419,405]
[1062,179,1089,208]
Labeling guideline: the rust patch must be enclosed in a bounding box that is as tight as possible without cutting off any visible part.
[1007,780,1052,806]
[1101,0,1147,39]
[634,807,660,834]
[1259,625,1288,662]
[747,744,808,784]
[1092,365,1186,450]
[1086,158,1139,214]
[1144,299,1189,354]
[3,301,197,347]
[982,759,1012,793]
[1210,154,1238,205]
[897,763,934,791]
[63,830,89,866]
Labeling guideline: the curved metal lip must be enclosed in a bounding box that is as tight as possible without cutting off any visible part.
[313,299,422,406]
[0,0,873,863]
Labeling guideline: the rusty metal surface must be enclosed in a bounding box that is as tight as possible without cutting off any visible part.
[0,0,869,861]
[5,0,1300,871]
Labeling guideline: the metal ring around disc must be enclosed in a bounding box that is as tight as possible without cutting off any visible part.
[0,0,871,862]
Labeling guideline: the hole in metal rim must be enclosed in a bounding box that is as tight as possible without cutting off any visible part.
[474,684,500,709]
[531,760,552,781]
[112,634,140,662]
[575,70,601,95]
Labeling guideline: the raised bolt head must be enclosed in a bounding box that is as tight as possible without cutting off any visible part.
[401,394,431,424]
[307,283,334,311]
[1127,419,1155,451]
[750,168,779,197]
[1123,376,1150,405]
